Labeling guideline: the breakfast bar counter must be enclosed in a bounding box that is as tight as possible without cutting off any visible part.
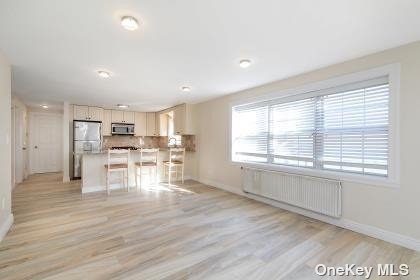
[81,149,197,193]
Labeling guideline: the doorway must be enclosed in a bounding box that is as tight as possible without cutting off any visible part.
[29,112,63,174]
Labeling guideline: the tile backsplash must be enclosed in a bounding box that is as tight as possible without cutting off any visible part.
[103,135,196,152]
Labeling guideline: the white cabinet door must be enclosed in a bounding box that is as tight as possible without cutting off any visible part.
[134,112,147,136]
[73,105,89,120]
[146,112,157,136]
[158,113,168,136]
[103,110,112,136]
[88,107,103,122]
[123,111,135,124]
[111,110,124,123]
[173,105,185,135]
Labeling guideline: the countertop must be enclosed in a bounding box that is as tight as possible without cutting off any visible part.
[81,147,193,155]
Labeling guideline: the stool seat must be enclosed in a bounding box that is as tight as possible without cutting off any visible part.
[163,160,183,165]
[135,161,157,167]
[104,163,128,169]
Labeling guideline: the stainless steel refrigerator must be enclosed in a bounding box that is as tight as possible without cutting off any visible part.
[73,121,102,178]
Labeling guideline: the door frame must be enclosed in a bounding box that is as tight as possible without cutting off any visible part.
[29,111,63,174]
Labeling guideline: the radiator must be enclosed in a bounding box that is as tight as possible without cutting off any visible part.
[242,167,342,218]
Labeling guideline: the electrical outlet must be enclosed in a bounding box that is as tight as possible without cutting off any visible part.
[1,198,4,210]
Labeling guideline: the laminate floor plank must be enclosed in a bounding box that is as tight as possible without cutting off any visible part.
[0,173,418,279]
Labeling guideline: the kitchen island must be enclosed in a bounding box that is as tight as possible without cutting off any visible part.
[81,149,197,193]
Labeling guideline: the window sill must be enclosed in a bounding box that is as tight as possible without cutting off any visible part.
[232,160,400,188]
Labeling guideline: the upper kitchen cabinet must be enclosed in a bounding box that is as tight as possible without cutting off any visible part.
[146,112,157,136]
[111,110,124,123]
[173,104,196,135]
[134,112,147,136]
[73,105,103,122]
[158,113,168,136]
[103,109,112,136]
[73,105,89,120]
[88,107,104,122]
[123,111,135,124]
[111,110,135,123]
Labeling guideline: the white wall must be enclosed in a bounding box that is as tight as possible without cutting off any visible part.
[0,53,13,241]
[196,41,420,247]
[63,102,70,182]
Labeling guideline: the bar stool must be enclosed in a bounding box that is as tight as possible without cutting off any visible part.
[163,148,185,185]
[135,148,159,190]
[104,149,130,195]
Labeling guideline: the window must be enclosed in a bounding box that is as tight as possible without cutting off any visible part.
[232,75,394,180]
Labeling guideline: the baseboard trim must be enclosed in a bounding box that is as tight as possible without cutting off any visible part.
[0,213,14,242]
[199,178,420,252]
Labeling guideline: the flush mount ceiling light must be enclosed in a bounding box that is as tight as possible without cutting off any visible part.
[239,59,252,68]
[181,86,191,92]
[40,104,48,109]
[97,70,111,78]
[121,16,139,31]
[117,104,129,108]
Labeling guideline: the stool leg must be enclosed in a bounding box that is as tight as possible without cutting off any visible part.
[181,164,184,184]
[139,166,142,189]
[168,166,171,186]
[135,166,138,190]
[155,166,158,186]
[126,169,129,192]
[106,170,110,195]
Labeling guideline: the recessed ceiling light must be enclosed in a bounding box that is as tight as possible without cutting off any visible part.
[97,70,111,78]
[117,104,129,109]
[239,59,252,68]
[40,104,48,109]
[121,16,139,31]
[181,86,191,92]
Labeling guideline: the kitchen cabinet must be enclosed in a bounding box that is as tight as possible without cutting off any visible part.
[173,105,185,135]
[88,107,103,122]
[111,110,135,123]
[134,112,147,136]
[123,111,135,124]
[73,105,89,120]
[146,112,157,136]
[103,110,112,136]
[73,105,103,122]
[158,113,168,136]
[172,104,196,135]
[111,110,124,123]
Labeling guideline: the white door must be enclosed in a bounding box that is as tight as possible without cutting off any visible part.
[14,107,24,184]
[30,113,63,173]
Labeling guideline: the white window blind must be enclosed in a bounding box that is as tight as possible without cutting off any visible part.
[232,76,390,178]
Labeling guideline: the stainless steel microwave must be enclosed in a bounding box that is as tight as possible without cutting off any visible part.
[111,123,135,135]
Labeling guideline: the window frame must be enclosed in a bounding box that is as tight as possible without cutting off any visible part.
[229,64,400,187]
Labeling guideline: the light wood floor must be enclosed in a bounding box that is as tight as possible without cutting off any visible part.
[0,173,419,279]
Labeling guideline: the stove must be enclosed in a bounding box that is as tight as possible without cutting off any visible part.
[111,146,138,150]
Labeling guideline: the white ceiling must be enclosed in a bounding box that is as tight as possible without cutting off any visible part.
[1,0,420,111]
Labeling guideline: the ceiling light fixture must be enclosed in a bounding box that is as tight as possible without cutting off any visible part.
[117,104,129,109]
[181,86,191,92]
[97,70,111,78]
[40,104,48,109]
[239,59,252,68]
[121,16,139,31]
